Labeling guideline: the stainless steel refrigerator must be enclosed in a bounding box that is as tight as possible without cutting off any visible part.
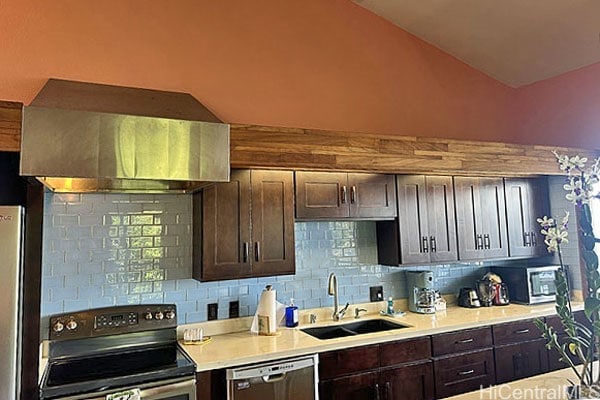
[0,205,24,399]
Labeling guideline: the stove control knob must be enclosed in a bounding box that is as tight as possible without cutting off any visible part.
[143,312,153,320]
[66,320,78,331]
[154,311,164,320]
[53,321,64,333]
[165,310,175,320]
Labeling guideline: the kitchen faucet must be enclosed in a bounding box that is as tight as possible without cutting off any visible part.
[327,273,349,321]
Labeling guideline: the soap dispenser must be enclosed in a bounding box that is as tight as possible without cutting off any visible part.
[285,298,299,327]
[387,297,395,315]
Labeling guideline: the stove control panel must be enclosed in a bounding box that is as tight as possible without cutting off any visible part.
[49,304,177,340]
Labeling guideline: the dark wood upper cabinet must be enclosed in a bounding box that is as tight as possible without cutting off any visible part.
[454,177,508,260]
[295,172,396,220]
[505,177,550,257]
[194,169,295,282]
[249,170,295,277]
[377,175,457,265]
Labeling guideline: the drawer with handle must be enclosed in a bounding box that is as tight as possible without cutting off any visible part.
[492,319,541,345]
[433,349,496,399]
[431,327,492,356]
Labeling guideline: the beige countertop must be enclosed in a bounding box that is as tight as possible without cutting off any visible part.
[182,302,581,373]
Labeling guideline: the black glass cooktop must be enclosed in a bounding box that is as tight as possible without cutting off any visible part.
[40,344,195,399]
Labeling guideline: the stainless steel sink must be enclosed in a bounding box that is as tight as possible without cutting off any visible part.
[301,318,411,340]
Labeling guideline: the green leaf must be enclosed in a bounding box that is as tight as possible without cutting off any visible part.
[583,250,599,270]
[582,235,597,251]
[584,297,600,320]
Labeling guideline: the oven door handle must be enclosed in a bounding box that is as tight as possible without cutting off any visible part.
[138,378,196,399]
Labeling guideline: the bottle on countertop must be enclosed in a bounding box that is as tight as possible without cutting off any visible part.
[285,298,299,327]
[387,297,395,315]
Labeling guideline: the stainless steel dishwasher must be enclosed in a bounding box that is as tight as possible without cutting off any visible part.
[226,354,319,400]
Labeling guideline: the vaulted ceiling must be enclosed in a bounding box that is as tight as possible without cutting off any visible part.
[353,0,600,87]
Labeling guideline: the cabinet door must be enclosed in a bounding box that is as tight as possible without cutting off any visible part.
[396,175,430,264]
[426,176,458,262]
[455,177,508,260]
[320,371,379,400]
[505,178,534,257]
[250,170,295,277]
[349,173,397,219]
[505,178,549,257]
[201,170,251,281]
[529,177,550,256]
[381,362,434,400]
[295,172,349,219]
[478,178,508,258]
[433,349,496,399]
[495,339,549,383]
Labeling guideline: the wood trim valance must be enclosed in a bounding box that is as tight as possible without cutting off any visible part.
[230,124,599,176]
[0,101,22,152]
[1,100,596,176]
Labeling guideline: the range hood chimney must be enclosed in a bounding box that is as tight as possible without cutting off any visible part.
[20,79,230,193]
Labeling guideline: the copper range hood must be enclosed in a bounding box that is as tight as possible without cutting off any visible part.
[20,79,230,193]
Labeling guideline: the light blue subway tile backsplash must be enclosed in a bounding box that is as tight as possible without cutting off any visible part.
[39,190,574,338]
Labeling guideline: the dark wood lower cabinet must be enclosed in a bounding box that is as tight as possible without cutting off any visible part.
[382,362,434,400]
[433,349,496,399]
[494,339,549,383]
[319,363,434,400]
[319,371,379,400]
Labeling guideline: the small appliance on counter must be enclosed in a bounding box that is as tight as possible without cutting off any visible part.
[406,271,436,314]
[458,287,481,308]
[493,282,510,306]
[491,265,561,304]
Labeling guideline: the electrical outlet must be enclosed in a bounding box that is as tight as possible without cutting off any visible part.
[207,303,218,321]
[370,286,384,302]
[229,300,239,318]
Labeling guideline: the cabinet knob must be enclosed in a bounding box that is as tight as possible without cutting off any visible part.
[483,234,491,249]
[476,234,483,250]
[243,242,249,263]
[430,236,437,252]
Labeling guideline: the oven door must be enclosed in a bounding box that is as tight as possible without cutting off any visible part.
[53,378,196,400]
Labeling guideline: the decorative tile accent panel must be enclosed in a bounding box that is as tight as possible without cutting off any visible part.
[40,187,581,337]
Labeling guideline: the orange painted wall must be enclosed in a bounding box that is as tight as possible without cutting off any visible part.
[513,62,600,149]
[0,0,516,143]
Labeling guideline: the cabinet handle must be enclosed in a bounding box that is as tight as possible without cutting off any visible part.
[515,328,530,334]
[350,185,357,204]
[243,242,249,263]
[531,231,537,246]
[476,234,483,250]
[523,231,531,246]
[483,234,491,249]
[374,383,381,400]
[255,242,260,262]
[458,369,475,376]
[385,381,392,400]
[422,236,429,253]
[456,338,474,344]
[430,236,437,252]
[340,185,348,204]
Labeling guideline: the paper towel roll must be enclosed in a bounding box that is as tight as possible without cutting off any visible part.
[251,285,282,335]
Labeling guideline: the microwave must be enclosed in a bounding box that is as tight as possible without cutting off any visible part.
[490,265,562,305]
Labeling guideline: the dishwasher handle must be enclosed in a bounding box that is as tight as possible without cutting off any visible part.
[262,372,287,383]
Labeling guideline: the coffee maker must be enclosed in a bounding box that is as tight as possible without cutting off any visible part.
[406,271,436,314]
